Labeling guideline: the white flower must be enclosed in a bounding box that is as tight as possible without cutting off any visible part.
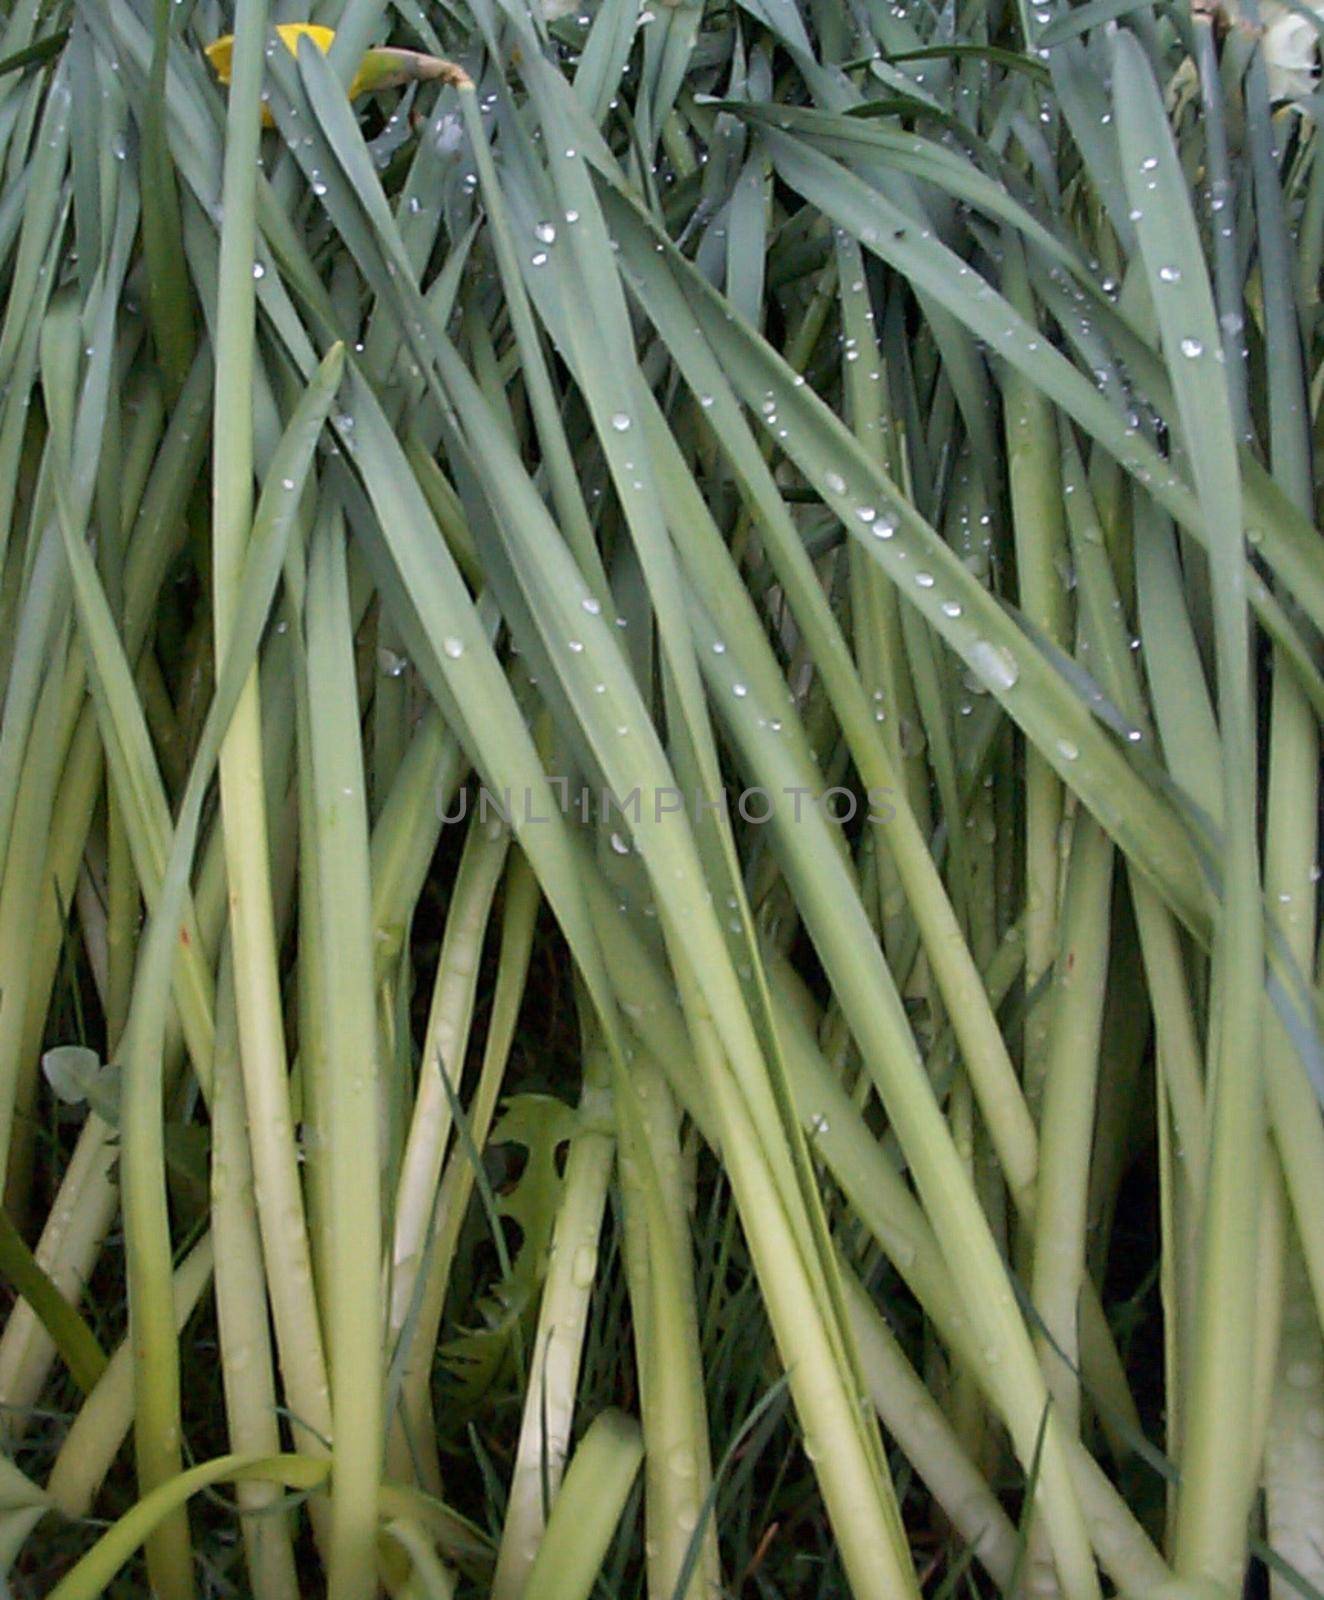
[1263,2,1324,99]
[1227,0,1324,105]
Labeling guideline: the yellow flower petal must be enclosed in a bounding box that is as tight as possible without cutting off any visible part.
[205,22,336,87]
[205,23,469,123]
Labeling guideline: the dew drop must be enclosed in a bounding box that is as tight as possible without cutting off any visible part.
[967,640,1020,692]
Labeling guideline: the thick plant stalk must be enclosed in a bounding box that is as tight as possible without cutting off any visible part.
[210,952,299,1600]
[1265,1240,1324,1600]
[515,1409,644,1600]
[837,230,932,888]
[614,1037,721,1600]
[1000,237,1068,1112]
[211,0,331,1474]
[1248,1161,1287,1507]
[1031,818,1114,1432]
[1246,32,1324,1556]
[0,1111,119,1442]
[302,706,462,1489]
[304,512,384,1600]
[1259,651,1321,1575]
[293,617,331,1326]
[0,653,71,1194]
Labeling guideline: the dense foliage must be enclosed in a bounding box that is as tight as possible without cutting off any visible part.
[0,0,1321,1596]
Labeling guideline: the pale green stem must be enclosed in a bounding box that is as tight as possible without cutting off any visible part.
[0,1110,118,1447]
[0,648,70,1194]
[388,814,508,1342]
[212,0,331,1469]
[1259,650,1321,1570]
[1000,238,1069,1112]
[1031,818,1114,1433]
[104,790,135,1051]
[389,851,537,1493]
[515,1410,643,1600]
[46,1237,215,1520]
[210,951,299,1600]
[305,513,384,1600]
[1248,1158,1286,1512]
[947,1071,989,1469]
[614,1028,720,1600]
[661,937,919,1600]
[1265,1235,1324,1600]
[843,1271,1019,1591]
